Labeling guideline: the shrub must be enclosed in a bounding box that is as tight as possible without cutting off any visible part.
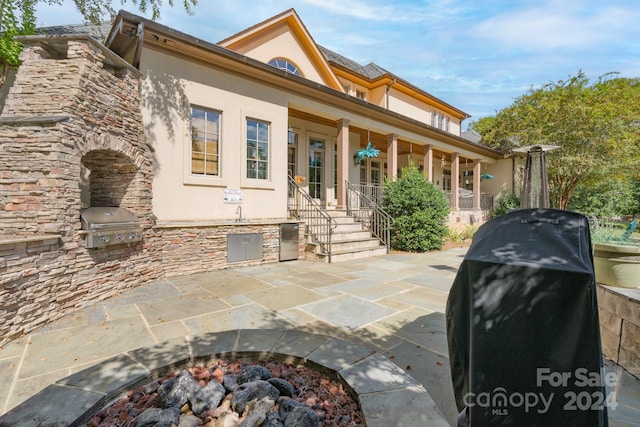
[446,225,479,244]
[490,193,520,218]
[383,162,450,252]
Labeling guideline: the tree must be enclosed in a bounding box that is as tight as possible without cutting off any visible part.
[471,72,640,210]
[0,0,197,84]
[382,162,450,252]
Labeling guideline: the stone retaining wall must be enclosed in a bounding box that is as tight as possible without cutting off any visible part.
[598,285,640,379]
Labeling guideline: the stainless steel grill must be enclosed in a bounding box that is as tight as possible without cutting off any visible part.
[80,207,142,248]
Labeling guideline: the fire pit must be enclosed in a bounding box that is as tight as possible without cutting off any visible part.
[0,329,449,427]
[90,358,363,426]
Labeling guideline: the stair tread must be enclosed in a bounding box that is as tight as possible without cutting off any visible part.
[320,244,387,256]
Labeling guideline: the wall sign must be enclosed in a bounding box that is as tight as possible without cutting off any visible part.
[223,189,243,204]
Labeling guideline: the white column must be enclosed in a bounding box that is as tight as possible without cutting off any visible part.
[336,119,349,209]
[473,159,482,209]
[452,152,460,210]
[424,144,433,182]
[386,134,398,180]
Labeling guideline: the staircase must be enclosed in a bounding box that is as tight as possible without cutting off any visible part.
[307,209,388,263]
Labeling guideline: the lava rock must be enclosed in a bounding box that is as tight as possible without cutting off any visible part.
[134,406,181,427]
[277,397,308,420]
[237,365,272,384]
[232,380,280,413]
[283,406,320,427]
[158,370,201,408]
[240,396,276,426]
[223,372,239,392]
[262,411,285,427]
[190,379,226,415]
[267,378,295,397]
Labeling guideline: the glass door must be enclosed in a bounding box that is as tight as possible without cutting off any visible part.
[309,138,325,200]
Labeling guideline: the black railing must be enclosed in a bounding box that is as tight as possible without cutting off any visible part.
[444,191,494,210]
[287,175,337,262]
[346,181,392,253]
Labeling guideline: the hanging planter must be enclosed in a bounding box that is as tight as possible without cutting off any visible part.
[355,141,380,162]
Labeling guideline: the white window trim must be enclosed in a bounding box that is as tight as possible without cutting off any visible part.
[184,104,225,187]
[240,108,278,190]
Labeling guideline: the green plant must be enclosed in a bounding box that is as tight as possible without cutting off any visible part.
[590,217,640,247]
[446,224,478,243]
[489,193,520,218]
[382,162,450,252]
[0,0,36,84]
[447,228,464,243]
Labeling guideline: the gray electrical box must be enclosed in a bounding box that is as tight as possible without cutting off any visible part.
[279,223,299,261]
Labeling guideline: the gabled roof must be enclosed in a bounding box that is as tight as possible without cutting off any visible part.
[218,9,343,91]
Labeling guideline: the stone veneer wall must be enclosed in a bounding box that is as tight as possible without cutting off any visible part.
[0,36,304,346]
[597,285,640,379]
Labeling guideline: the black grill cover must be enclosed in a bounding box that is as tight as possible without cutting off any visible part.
[446,208,608,426]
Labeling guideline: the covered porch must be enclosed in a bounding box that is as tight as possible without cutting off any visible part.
[286,108,498,221]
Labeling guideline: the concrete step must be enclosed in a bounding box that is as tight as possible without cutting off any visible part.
[327,237,384,252]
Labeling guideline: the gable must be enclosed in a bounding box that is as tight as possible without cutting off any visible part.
[218,9,342,91]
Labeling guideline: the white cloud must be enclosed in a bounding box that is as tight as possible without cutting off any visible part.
[470,2,639,51]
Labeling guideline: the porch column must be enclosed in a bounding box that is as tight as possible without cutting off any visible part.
[424,144,433,182]
[452,152,460,210]
[336,119,349,209]
[386,133,398,180]
[473,159,482,209]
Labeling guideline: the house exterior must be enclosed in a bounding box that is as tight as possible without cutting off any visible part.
[105,8,509,225]
[0,8,514,344]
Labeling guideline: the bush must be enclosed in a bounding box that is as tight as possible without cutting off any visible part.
[382,163,450,252]
[447,225,479,243]
[490,193,520,218]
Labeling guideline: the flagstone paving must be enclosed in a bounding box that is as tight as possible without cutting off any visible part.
[0,247,638,426]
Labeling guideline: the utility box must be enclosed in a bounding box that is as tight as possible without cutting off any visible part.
[279,223,299,261]
[227,233,263,263]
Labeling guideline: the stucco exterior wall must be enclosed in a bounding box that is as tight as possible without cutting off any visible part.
[482,157,516,200]
[140,48,290,222]
[227,26,326,86]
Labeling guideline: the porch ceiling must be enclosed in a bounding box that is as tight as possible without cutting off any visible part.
[288,108,479,161]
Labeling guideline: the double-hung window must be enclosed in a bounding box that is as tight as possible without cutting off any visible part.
[191,107,220,176]
[246,118,269,180]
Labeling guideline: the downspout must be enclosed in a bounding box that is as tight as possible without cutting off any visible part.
[132,22,145,69]
[386,78,396,109]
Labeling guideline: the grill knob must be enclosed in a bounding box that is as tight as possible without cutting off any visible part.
[100,236,110,243]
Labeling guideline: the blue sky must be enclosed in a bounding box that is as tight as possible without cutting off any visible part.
[35,0,640,128]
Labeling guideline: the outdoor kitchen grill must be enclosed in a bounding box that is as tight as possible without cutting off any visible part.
[80,207,142,249]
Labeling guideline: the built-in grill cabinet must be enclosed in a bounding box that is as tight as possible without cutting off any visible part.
[80,207,142,249]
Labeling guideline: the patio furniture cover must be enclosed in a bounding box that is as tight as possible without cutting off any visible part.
[446,208,608,426]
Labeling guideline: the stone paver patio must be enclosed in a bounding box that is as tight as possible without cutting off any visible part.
[1,248,639,426]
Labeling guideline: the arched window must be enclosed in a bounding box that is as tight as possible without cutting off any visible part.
[268,58,302,76]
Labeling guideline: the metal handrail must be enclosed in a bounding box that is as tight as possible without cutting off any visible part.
[287,175,337,263]
[443,191,494,210]
[345,181,392,253]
